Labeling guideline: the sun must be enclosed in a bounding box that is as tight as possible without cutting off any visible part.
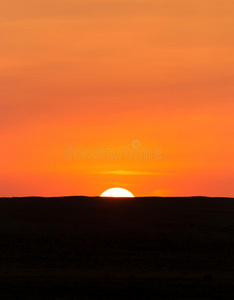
[100,187,134,198]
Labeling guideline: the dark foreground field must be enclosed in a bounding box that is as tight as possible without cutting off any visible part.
[0,196,234,299]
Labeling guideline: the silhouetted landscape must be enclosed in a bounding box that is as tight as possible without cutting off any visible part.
[1,196,234,299]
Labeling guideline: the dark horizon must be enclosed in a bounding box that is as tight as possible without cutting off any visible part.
[1,195,233,199]
[1,195,234,299]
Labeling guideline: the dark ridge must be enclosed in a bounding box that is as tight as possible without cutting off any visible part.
[1,195,233,200]
[0,196,234,299]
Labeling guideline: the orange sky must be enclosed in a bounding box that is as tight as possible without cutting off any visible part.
[1,0,233,197]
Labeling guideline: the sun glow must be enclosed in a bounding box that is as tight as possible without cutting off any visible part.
[100,187,134,198]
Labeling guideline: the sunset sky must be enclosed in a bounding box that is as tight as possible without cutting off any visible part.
[1,0,233,197]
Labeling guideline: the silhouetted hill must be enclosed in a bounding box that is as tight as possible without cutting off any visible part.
[0,196,234,299]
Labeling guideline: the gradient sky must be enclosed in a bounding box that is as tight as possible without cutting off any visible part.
[1,0,233,197]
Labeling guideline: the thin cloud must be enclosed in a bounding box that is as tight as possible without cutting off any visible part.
[152,190,171,197]
[99,170,161,175]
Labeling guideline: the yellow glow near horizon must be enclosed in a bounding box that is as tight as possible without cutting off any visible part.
[100,188,134,198]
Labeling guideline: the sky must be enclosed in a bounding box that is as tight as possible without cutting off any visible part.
[0,0,233,197]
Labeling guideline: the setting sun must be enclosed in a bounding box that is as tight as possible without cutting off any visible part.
[100,188,134,198]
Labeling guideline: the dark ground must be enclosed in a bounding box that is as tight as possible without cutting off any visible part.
[0,196,234,299]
